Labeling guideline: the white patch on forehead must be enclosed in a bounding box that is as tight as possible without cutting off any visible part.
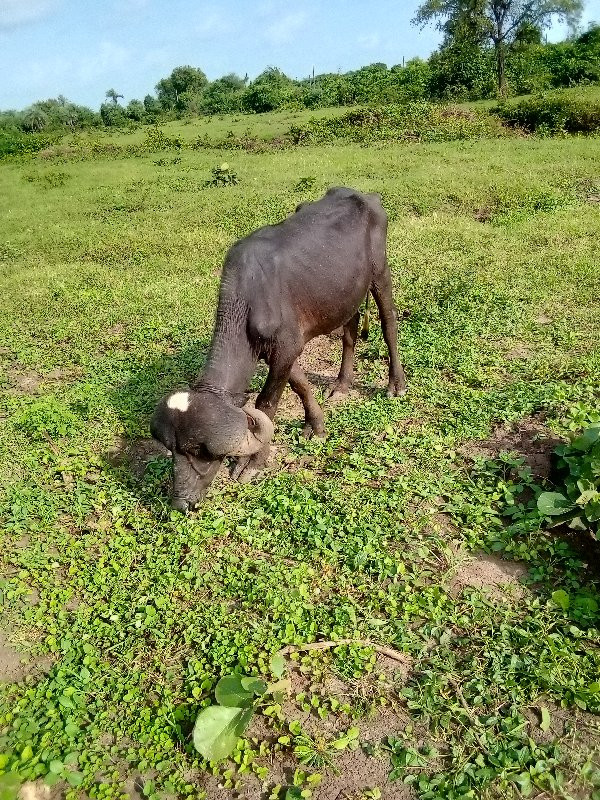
[167,391,190,412]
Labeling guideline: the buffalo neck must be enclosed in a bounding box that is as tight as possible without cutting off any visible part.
[197,297,257,403]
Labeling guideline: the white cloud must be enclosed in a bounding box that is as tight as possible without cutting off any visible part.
[195,9,232,38]
[264,10,307,45]
[0,0,61,29]
[358,33,381,49]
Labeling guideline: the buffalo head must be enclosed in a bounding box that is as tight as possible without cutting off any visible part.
[150,390,274,512]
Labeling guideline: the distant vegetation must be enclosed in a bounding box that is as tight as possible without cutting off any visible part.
[0,20,599,152]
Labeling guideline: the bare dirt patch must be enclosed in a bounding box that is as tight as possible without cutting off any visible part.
[505,342,533,360]
[5,365,83,395]
[0,632,53,684]
[458,416,562,479]
[449,551,527,601]
[107,435,171,478]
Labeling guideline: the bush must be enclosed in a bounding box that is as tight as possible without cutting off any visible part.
[537,423,600,534]
[495,93,600,134]
[289,103,507,145]
[0,129,57,159]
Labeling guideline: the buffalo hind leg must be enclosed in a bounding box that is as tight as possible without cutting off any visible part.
[232,349,298,483]
[371,273,406,397]
[326,312,360,400]
[289,360,325,438]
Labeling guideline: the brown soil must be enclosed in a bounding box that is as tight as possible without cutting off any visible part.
[458,416,562,479]
[107,436,172,478]
[5,365,82,394]
[505,342,533,360]
[0,633,53,684]
[450,551,527,601]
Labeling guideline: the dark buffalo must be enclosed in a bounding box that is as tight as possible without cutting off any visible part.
[151,187,406,511]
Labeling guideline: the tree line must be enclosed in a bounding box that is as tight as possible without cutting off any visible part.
[1,7,599,137]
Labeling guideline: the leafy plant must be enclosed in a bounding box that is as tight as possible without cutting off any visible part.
[192,657,289,762]
[293,176,316,192]
[537,423,600,532]
[293,726,359,771]
[206,162,239,187]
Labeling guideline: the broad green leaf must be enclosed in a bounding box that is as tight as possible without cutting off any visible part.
[513,772,533,797]
[269,653,286,678]
[192,705,253,762]
[240,677,267,695]
[573,595,599,613]
[0,775,21,800]
[215,675,254,708]
[571,424,600,452]
[49,760,64,774]
[66,772,84,788]
[20,746,33,762]
[537,492,575,516]
[540,706,551,732]
[551,589,570,610]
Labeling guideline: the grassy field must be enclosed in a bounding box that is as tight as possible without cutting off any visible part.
[1,112,600,800]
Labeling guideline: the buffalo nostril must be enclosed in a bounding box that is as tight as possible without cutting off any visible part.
[171,497,191,514]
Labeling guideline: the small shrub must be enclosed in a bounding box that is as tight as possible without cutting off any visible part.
[538,422,600,533]
[495,92,600,134]
[288,103,507,145]
[141,126,183,151]
[14,397,80,440]
[205,162,239,187]
[24,170,70,188]
[294,176,317,192]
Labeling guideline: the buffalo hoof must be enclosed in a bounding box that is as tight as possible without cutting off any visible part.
[301,423,326,439]
[386,381,407,398]
[325,382,350,402]
[231,447,270,483]
[171,497,191,514]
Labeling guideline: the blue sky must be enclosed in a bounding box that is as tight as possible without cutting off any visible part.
[1,0,599,111]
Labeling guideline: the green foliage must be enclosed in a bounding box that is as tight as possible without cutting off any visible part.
[13,396,80,440]
[205,162,239,187]
[495,91,600,132]
[192,671,289,762]
[1,121,600,799]
[142,126,183,151]
[289,102,505,144]
[537,423,600,532]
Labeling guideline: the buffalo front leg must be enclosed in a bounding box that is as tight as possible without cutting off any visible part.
[371,273,406,397]
[231,351,297,483]
[289,360,325,438]
[326,312,360,401]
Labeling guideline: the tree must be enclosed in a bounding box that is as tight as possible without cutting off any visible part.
[105,88,124,105]
[100,102,126,127]
[242,68,299,113]
[126,99,146,121]
[155,66,208,111]
[21,105,49,132]
[413,1,584,95]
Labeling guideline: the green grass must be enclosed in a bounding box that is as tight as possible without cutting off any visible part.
[74,106,345,148]
[1,122,600,800]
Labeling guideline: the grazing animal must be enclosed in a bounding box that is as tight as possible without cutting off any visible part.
[151,187,406,511]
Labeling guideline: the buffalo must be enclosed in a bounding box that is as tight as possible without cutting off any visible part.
[151,187,406,511]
